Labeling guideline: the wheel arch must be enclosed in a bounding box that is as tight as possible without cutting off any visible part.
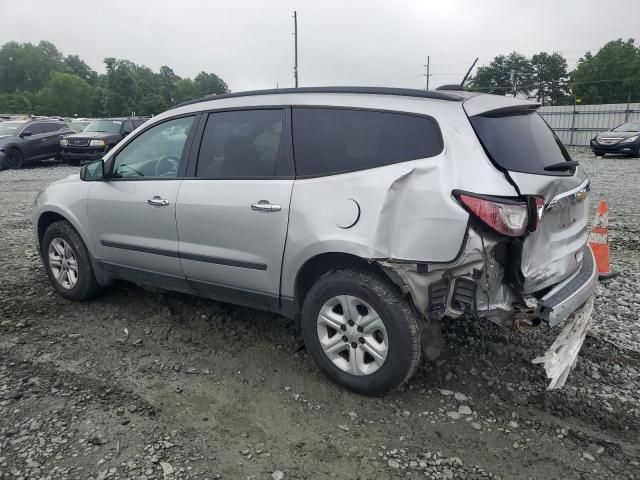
[4,145,24,163]
[36,207,94,257]
[36,208,111,285]
[293,252,395,314]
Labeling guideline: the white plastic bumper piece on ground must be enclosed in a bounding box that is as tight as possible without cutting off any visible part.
[532,296,594,390]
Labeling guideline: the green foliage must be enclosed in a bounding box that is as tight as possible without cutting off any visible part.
[35,72,93,116]
[0,41,65,93]
[571,39,640,104]
[468,51,570,105]
[174,78,197,104]
[0,92,32,113]
[194,72,229,98]
[64,55,98,85]
[0,40,229,116]
[467,52,533,97]
[531,52,570,106]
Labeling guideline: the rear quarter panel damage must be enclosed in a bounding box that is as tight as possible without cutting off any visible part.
[281,101,519,306]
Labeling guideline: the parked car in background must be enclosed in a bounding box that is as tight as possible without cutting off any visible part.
[590,121,640,157]
[60,117,149,165]
[34,87,596,395]
[0,118,72,169]
[68,120,92,132]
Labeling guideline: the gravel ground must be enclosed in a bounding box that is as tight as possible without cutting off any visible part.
[0,150,639,480]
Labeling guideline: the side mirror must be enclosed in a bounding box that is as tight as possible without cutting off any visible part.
[80,159,105,181]
[123,130,132,136]
[20,131,33,138]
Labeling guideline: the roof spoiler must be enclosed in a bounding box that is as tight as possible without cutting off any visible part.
[436,84,465,91]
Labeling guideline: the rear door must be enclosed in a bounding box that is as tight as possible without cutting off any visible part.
[40,122,66,158]
[176,108,294,310]
[465,99,589,293]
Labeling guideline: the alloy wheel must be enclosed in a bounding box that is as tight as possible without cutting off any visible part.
[48,238,79,290]
[316,295,388,376]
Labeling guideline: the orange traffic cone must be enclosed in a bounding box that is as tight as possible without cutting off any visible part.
[588,200,618,280]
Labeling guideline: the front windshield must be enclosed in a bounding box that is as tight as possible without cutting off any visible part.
[613,121,640,132]
[69,121,90,132]
[85,120,122,133]
[0,122,23,136]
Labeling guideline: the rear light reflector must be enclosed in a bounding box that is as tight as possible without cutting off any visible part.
[528,196,545,231]
[454,191,529,237]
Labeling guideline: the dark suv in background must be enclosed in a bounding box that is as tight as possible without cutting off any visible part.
[0,118,72,169]
[60,117,148,165]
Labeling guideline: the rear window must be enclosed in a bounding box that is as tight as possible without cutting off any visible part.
[470,111,572,176]
[292,108,443,176]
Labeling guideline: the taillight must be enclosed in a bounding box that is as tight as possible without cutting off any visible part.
[454,191,537,237]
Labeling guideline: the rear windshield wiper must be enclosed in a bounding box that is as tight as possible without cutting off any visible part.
[544,160,579,171]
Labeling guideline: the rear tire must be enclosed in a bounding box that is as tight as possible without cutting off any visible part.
[300,268,422,395]
[5,148,24,169]
[42,220,100,301]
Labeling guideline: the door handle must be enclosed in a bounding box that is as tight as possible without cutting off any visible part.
[251,200,281,212]
[147,196,170,207]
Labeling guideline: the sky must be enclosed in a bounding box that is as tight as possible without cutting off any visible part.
[1,0,639,92]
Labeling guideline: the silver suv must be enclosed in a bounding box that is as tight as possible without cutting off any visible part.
[33,87,597,395]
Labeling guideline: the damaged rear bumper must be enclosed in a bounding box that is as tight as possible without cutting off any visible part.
[538,245,598,326]
[377,229,597,329]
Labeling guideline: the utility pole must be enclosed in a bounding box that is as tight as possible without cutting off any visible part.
[293,11,299,88]
[423,56,431,90]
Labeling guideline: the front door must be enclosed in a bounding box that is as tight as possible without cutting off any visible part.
[176,109,294,310]
[20,123,46,160]
[88,115,197,282]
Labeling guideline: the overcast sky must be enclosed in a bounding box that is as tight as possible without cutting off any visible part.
[1,0,638,91]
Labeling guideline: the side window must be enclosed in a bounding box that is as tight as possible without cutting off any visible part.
[112,116,195,178]
[122,120,133,134]
[292,108,443,176]
[22,123,43,135]
[195,109,290,178]
[40,123,60,133]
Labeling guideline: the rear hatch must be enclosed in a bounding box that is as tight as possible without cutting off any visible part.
[463,95,590,294]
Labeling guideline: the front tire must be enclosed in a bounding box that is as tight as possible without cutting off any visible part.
[301,268,422,395]
[42,221,100,301]
[5,148,24,169]
[593,151,604,157]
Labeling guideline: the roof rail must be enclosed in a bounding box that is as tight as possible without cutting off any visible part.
[171,86,465,109]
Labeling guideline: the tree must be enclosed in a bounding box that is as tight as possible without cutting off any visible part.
[173,78,196,104]
[103,57,137,115]
[0,92,32,113]
[35,72,93,116]
[0,41,65,93]
[131,65,166,114]
[467,53,532,97]
[571,39,640,104]
[0,39,229,115]
[505,52,533,97]
[194,71,229,98]
[530,52,570,106]
[64,55,98,85]
[159,65,179,105]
